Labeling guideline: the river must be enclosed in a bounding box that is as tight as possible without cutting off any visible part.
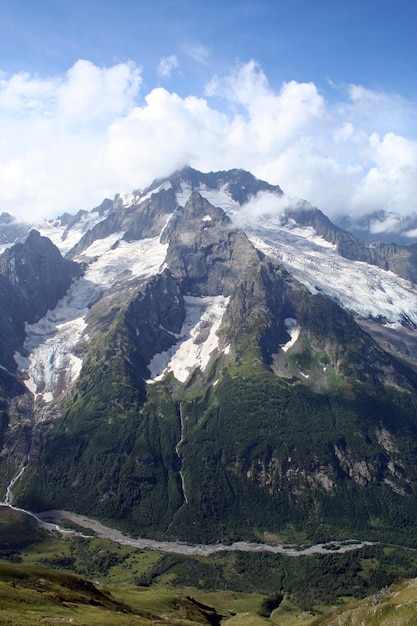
[0,502,373,557]
[1,467,374,557]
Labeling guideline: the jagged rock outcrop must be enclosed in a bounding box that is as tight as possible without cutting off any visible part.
[148,166,283,204]
[124,269,185,376]
[68,187,177,259]
[0,230,83,370]
[0,230,83,322]
[162,191,262,295]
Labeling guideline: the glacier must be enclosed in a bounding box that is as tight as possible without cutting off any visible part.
[10,176,417,405]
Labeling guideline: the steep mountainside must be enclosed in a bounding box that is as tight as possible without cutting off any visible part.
[280,203,417,284]
[0,230,83,366]
[1,167,417,546]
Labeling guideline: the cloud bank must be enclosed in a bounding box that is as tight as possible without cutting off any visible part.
[0,58,416,222]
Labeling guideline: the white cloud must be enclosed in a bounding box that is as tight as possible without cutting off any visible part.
[0,60,142,221]
[0,70,59,113]
[369,214,402,235]
[232,191,310,231]
[56,60,141,122]
[350,132,417,214]
[0,58,416,223]
[157,55,179,79]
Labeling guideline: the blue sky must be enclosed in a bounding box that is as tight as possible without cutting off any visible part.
[0,0,416,224]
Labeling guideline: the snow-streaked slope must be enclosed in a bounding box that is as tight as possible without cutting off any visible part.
[148,295,230,383]
[36,210,110,256]
[14,278,94,404]
[12,177,417,405]
[210,192,417,328]
[15,233,169,403]
[79,233,168,287]
[248,225,417,327]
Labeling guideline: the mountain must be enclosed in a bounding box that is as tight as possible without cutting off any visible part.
[335,209,417,245]
[1,167,417,546]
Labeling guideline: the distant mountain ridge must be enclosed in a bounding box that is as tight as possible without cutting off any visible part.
[336,209,417,245]
[1,167,417,547]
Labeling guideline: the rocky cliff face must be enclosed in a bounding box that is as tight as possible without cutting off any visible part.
[0,230,82,370]
[162,191,262,296]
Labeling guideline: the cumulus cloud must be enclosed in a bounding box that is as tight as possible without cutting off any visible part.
[232,191,311,231]
[0,60,142,221]
[0,58,416,223]
[157,55,179,79]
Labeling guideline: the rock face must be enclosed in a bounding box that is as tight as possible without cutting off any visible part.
[0,230,83,370]
[0,230,83,321]
[123,269,186,377]
[162,191,262,295]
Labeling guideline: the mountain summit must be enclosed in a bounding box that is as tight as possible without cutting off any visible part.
[1,167,417,544]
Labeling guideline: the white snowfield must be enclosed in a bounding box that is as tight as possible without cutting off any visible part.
[148,295,230,383]
[11,182,417,404]
[80,233,168,287]
[36,209,110,256]
[248,227,417,327]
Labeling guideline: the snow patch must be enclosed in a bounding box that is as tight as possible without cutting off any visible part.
[199,185,240,215]
[81,234,169,288]
[148,295,230,383]
[281,318,300,352]
[117,190,142,207]
[175,181,192,207]
[138,181,172,204]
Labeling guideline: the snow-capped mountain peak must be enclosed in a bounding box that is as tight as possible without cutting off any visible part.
[2,167,417,408]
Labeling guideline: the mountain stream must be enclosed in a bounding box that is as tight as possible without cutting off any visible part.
[176,403,188,505]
